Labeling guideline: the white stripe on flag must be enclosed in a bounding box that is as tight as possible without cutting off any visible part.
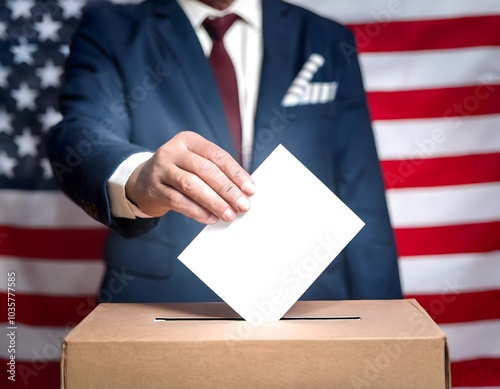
[399,251,500,295]
[360,47,500,91]
[0,190,103,228]
[386,182,500,228]
[0,257,104,296]
[0,323,68,361]
[440,319,500,361]
[373,115,500,160]
[285,0,500,24]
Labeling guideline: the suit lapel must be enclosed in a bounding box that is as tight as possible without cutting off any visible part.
[150,0,236,155]
[252,0,303,169]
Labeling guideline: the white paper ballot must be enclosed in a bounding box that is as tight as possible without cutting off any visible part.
[178,144,365,323]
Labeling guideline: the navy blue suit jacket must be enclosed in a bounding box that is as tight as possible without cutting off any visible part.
[46,0,402,302]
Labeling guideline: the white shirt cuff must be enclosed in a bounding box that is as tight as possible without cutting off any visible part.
[107,152,155,219]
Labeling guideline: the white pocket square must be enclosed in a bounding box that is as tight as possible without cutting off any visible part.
[281,53,338,107]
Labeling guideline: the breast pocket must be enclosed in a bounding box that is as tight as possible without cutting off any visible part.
[282,81,338,111]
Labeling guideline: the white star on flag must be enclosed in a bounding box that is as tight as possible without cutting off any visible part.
[38,107,63,132]
[0,151,17,178]
[59,44,70,58]
[34,14,62,42]
[58,0,86,20]
[14,128,40,158]
[11,82,39,111]
[0,109,14,135]
[7,0,35,20]
[0,63,11,88]
[10,38,38,65]
[39,158,53,179]
[36,60,63,88]
[0,21,7,39]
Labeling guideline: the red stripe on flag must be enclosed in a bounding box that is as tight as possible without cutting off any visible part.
[382,153,500,189]
[2,359,60,389]
[1,293,97,327]
[0,226,107,260]
[349,15,500,53]
[367,85,500,120]
[406,290,500,324]
[395,222,500,256]
[452,358,500,387]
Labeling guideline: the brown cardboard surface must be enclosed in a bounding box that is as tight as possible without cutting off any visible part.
[62,299,450,389]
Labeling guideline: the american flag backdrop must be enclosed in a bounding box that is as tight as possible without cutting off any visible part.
[0,1,107,387]
[0,0,499,388]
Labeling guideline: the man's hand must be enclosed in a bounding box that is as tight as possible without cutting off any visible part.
[125,131,256,224]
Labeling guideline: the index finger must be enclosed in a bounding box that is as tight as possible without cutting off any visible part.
[185,132,256,196]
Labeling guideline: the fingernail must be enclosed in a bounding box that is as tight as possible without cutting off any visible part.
[207,214,219,224]
[242,180,256,195]
[223,208,236,221]
[236,196,251,212]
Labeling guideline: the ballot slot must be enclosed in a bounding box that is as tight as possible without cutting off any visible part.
[153,316,361,322]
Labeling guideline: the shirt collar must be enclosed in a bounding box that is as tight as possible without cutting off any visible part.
[177,0,262,31]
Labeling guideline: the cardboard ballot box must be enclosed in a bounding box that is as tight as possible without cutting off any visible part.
[61,300,450,389]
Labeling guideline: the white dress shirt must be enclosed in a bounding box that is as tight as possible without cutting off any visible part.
[107,0,263,219]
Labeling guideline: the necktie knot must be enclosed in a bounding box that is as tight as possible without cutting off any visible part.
[203,14,239,42]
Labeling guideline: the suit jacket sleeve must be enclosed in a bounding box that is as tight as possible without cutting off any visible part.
[333,29,402,299]
[45,5,159,238]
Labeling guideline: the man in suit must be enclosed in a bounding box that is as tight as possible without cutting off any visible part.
[46,0,402,302]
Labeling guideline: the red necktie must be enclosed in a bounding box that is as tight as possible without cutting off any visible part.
[203,15,242,162]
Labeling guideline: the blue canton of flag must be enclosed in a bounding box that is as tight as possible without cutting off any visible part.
[0,0,87,190]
